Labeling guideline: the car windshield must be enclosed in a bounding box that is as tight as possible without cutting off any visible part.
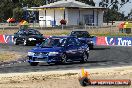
[41,38,66,47]
[71,31,90,38]
[26,29,41,35]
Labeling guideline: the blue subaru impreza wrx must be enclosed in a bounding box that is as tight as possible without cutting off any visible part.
[27,36,89,66]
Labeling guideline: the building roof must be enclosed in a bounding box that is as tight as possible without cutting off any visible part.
[30,0,106,10]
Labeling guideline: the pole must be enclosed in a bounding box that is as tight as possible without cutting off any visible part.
[46,0,48,4]
[62,24,64,30]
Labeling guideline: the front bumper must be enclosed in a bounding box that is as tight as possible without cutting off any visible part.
[27,55,61,63]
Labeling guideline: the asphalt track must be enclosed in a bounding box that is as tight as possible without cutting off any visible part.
[0,44,132,73]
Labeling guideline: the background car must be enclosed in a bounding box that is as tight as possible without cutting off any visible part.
[69,30,94,49]
[13,29,45,46]
[27,36,89,66]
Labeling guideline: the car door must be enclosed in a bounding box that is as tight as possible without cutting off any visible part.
[19,30,27,42]
[65,38,78,60]
[75,39,84,58]
[15,30,25,42]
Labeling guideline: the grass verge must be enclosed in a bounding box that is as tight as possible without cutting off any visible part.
[0,51,22,62]
[0,27,132,37]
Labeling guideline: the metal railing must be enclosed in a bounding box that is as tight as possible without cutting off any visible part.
[0,22,131,36]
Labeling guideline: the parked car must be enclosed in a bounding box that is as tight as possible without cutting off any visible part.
[13,29,45,46]
[69,30,94,49]
[27,36,89,66]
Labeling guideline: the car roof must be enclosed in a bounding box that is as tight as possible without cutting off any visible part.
[20,29,37,31]
[71,30,88,32]
[49,36,75,39]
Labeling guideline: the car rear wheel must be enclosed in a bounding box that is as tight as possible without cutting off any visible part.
[81,52,89,63]
[61,53,67,64]
[13,38,19,45]
[30,62,38,66]
[89,45,94,50]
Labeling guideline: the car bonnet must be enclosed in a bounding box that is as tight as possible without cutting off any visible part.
[29,47,62,53]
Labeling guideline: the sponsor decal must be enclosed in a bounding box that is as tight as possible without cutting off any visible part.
[4,35,14,44]
[96,36,132,46]
[0,35,14,44]
[78,68,131,86]
[117,38,132,46]
[105,37,116,45]
[0,35,6,43]
[96,36,107,45]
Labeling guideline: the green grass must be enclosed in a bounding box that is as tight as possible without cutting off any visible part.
[0,51,22,62]
[0,27,132,37]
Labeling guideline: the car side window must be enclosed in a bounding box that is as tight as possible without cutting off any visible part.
[17,30,24,35]
[28,30,40,35]
[81,31,90,37]
[35,30,41,35]
[28,30,33,35]
[71,32,78,36]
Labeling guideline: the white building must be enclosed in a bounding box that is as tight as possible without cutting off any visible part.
[29,0,106,27]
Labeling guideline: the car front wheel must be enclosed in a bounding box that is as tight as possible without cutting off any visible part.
[23,39,28,46]
[81,52,89,63]
[13,38,19,45]
[61,53,67,64]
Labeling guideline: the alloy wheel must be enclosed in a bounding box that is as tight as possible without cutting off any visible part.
[61,53,67,64]
[14,38,19,45]
[23,39,28,46]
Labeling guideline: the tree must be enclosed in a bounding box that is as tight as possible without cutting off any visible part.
[99,0,130,11]
[0,0,47,22]
[0,0,14,21]
[76,0,95,6]
[99,0,130,22]
[89,0,95,6]
[13,7,23,21]
[12,0,19,3]
[127,9,132,20]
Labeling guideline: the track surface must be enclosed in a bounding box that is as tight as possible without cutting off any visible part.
[0,44,132,73]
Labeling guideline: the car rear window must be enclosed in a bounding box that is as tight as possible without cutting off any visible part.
[24,29,41,35]
[71,31,90,38]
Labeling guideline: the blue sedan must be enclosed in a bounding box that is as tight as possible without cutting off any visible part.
[27,36,89,66]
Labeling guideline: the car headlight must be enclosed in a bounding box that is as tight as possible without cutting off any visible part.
[88,40,93,43]
[28,52,35,56]
[28,38,36,41]
[90,41,93,43]
[48,52,59,56]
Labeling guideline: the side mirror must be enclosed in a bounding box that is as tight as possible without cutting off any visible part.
[70,34,77,37]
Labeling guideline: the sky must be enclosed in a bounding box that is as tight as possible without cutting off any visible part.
[94,0,132,16]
